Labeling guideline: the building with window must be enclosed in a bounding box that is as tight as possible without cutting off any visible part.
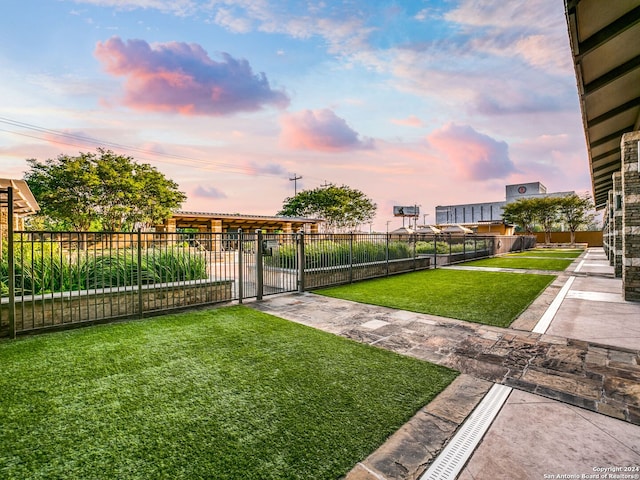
[435,182,574,228]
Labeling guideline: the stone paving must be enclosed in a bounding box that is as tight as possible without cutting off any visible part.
[250,292,640,426]
[247,249,640,479]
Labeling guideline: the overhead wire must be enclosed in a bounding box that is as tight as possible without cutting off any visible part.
[0,116,272,176]
[0,116,331,185]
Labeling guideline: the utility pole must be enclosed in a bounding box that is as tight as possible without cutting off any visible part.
[289,173,302,195]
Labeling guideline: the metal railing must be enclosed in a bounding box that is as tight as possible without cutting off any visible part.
[1,219,534,337]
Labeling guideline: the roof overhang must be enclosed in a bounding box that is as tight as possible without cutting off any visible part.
[168,211,322,230]
[565,0,640,209]
[0,179,40,217]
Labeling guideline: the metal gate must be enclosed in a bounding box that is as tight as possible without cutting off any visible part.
[237,231,301,302]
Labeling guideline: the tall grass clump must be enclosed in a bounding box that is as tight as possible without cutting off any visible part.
[4,245,207,296]
[265,240,415,269]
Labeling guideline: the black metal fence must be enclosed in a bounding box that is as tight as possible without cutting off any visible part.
[0,225,535,337]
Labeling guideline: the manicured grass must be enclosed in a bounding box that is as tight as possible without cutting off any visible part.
[317,269,555,327]
[461,257,574,270]
[507,248,584,259]
[0,306,457,480]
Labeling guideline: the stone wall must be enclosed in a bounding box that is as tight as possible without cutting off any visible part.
[604,191,613,264]
[1,279,233,336]
[304,257,431,289]
[621,131,640,301]
[613,172,623,277]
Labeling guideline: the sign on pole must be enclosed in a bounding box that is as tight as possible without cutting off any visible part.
[393,205,419,217]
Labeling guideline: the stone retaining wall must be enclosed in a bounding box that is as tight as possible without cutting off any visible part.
[1,279,233,336]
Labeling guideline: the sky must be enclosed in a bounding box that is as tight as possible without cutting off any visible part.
[0,0,591,231]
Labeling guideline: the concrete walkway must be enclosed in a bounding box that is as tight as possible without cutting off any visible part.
[248,247,640,479]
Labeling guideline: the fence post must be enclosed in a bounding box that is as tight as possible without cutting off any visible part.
[238,228,244,303]
[137,229,143,318]
[297,231,305,292]
[386,233,390,276]
[448,234,452,264]
[433,234,437,269]
[463,234,466,261]
[349,233,354,283]
[255,229,263,301]
[7,187,16,339]
[413,233,417,270]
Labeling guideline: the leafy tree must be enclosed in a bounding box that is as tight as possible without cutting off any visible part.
[278,184,377,232]
[24,148,186,231]
[503,196,560,242]
[558,194,595,244]
[533,196,562,244]
[504,194,595,244]
[502,198,538,234]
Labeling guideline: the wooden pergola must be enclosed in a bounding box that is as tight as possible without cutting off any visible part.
[0,179,40,259]
[158,211,322,234]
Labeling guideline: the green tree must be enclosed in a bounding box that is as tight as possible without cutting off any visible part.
[25,148,186,231]
[558,194,595,244]
[278,184,377,232]
[533,196,561,244]
[502,198,538,234]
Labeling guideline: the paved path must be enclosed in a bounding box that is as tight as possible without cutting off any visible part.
[248,247,640,479]
[251,291,639,426]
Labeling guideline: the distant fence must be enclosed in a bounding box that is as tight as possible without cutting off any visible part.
[532,231,603,247]
[1,230,534,337]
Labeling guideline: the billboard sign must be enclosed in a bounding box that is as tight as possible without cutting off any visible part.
[393,205,419,217]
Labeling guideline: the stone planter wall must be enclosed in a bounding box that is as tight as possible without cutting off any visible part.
[1,279,233,336]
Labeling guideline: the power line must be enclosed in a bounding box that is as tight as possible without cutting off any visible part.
[0,115,338,189]
[0,116,278,179]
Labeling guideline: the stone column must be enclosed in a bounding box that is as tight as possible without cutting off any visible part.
[613,172,623,277]
[621,131,640,301]
[209,219,223,251]
[605,191,613,264]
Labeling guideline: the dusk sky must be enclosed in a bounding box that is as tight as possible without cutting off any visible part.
[0,0,591,230]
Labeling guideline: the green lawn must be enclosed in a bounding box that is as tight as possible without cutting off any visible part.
[317,269,555,327]
[507,249,584,259]
[461,257,574,270]
[0,306,457,480]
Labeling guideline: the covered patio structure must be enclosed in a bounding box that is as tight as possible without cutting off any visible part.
[158,211,321,234]
[0,179,40,260]
[565,0,640,300]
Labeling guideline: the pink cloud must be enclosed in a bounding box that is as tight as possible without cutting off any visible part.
[280,109,373,152]
[427,123,517,181]
[95,37,289,116]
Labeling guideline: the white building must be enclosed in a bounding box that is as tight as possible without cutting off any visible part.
[435,182,574,225]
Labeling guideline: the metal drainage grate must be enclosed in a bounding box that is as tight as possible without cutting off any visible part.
[421,383,512,480]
